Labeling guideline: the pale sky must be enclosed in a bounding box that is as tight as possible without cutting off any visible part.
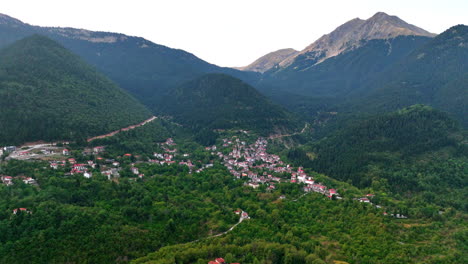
[1,0,467,67]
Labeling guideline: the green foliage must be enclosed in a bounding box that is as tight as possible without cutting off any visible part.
[0,35,151,145]
[159,73,302,136]
[302,105,467,210]
[133,192,466,264]
[354,25,468,127]
[0,161,240,263]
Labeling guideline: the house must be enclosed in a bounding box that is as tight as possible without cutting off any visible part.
[1,176,13,186]
[248,182,259,189]
[71,164,87,174]
[93,146,105,154]
[68,158,76,164]
[23,177,36,185]
[83,172,92,178]
[87,161,97,169]
[13,208,30,214]
[131,167,139,175]
[4,146,16,153]
[62,149,69,155]
[359,198,371,203]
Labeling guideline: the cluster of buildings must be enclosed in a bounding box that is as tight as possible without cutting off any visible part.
[1,175,37,186]
[3,134,397,218]
[212,137,340,199]
[150,138,178,165]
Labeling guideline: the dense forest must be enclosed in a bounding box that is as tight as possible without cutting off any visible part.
[0,117,466,264]
[353,25,468,127]
[0,35,151,145]
[158,74,302,136]
[289,105,467,211]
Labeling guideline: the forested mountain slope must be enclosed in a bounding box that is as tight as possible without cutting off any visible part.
[0,35,151,145]
[352,25,468,127]
[298,105,467,210]
[0,14,259,110]
[159,74,302,136]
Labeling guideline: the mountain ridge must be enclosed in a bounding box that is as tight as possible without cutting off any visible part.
[0,13,260,111]
[240,12,435,73]
[237,48,298,73]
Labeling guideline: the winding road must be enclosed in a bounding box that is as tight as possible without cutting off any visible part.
[269,123,309,140]
[87,116,157,142]
[189,210,249,244]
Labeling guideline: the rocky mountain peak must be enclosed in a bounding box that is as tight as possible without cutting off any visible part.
[278,12,436,68]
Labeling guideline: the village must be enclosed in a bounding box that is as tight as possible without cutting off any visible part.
[1,132,399,220]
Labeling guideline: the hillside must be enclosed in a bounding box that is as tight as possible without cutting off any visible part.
[158,74,301,136]
[0,13,260,110]
[259,35,431,98]
[353,25,468,127]
[0,35,151,145]
[299,105,467,209]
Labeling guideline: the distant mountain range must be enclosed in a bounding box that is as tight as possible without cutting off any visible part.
[0,11,466,143]
[0,13,259,111]
[0,35,151,145]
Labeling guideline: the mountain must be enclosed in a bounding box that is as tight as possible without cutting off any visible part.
[0,35,152,145]
[158,74,301,136]
[278,12,435,69]
[237,48,298,73]
[0,13,260,111]
[353,25,468,126]
[259,35,431,98]
[299,105,467,209]
[254,12,435,112]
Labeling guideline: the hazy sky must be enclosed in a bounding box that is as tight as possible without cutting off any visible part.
[2,0,467,67]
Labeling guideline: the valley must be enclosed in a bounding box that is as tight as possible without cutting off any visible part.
[0,8,466,264]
